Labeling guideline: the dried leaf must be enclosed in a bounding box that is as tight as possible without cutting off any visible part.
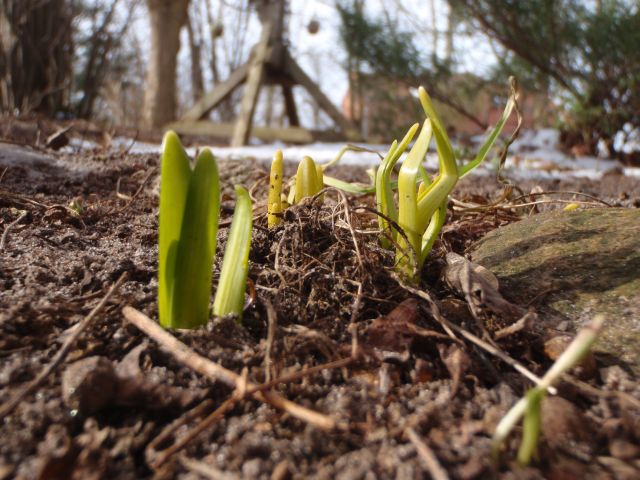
[45,126,71,150]
[437,343,471,396]
[444,252,525,323]
[365,298,419,362]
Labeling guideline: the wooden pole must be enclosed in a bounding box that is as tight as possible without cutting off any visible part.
[230,25,271,147]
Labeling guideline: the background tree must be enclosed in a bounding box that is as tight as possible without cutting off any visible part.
[74,0,141,119]
[0,0,75,115]
[336,1,488,139]
[143,0,190,128]
[450,0,640,158]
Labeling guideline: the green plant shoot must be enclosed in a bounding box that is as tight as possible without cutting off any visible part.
[391,83,517,279]
[375,123,419,248]
[517,387,544,466]
[213,185,253,319]
[159,131,220,329]
[491,315,605,467]
[268,150,283,228]
[396,120,433,274]
[293,155,322,203]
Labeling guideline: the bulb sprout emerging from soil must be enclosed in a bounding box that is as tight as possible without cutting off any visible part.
[492,314,605,467]
[213,185,253,321]
[368,81,519,282]
[159,132,253,328]
[268,149,283,228]
[158,132,220,329]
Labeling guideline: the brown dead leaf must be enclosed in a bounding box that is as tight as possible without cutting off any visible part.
[364,299,458,365]
[437,343,471,396]
[365,298,419,363]
[443,252,526,324]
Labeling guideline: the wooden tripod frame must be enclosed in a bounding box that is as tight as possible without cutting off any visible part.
[168,0,359,146]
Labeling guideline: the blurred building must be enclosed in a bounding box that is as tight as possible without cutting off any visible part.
[341,73,554,142]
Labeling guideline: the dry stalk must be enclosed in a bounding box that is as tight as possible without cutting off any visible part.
[0,209,27,252]
[114,168,156,213]
[122,306,337,430]
[406,427,449,480]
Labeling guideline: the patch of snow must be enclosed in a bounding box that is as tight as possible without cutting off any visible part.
[111,127,634,181]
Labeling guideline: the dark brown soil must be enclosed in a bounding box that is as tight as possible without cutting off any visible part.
[1,143,639,480]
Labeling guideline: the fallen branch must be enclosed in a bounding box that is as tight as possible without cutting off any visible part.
[0,272,127,419]
[122,306,337,431]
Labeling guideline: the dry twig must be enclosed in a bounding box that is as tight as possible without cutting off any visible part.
[0,209,27,252]
[406,428,449,480]
[115,168,156,213]
[391,275,555,394]
[122,306,337,430]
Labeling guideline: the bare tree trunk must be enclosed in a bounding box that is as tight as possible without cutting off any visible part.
[186,4,204,103]
[429,0,439,54]
[203,0,220,85]
[76,0,133,119]
[143,0,189,128]
[445,5,456,62]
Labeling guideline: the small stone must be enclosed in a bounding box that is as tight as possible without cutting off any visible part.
[544,335,597,378]
[541,396,592,450]
[62,356,117,415]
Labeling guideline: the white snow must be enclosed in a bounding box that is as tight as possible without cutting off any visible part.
[108,128,640,180]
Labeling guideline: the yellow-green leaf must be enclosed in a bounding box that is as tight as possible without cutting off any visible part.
[213,185,253,319]
[170,148,220,328]
[158,131,193,328]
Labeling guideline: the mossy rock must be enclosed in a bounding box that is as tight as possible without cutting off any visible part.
[471,208,640,375]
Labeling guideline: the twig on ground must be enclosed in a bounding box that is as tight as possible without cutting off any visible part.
[406,428,449,480]
[494,311,535,340]
[263,298,278,382]
[510,190,613,207]
[391,275,555,394]
[115,168,156,213]
[149,396,239,469]
[0,272,127,419]
[146,400,214,464]
[179,455,239,480]
[0,209,27,252]
[442,318,557,395]
[247,357,352,396]
[122,306,337,430]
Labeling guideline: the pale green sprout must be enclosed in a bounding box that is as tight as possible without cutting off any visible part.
[396,120,434,274]
[268,150,283,228]
[213,185,253,319]
[374,82,518,280]
[375,123,420,248]
[491,315,605,467]
[159,131,220,329]
[159,132,253,328]
[290,155,323,204]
